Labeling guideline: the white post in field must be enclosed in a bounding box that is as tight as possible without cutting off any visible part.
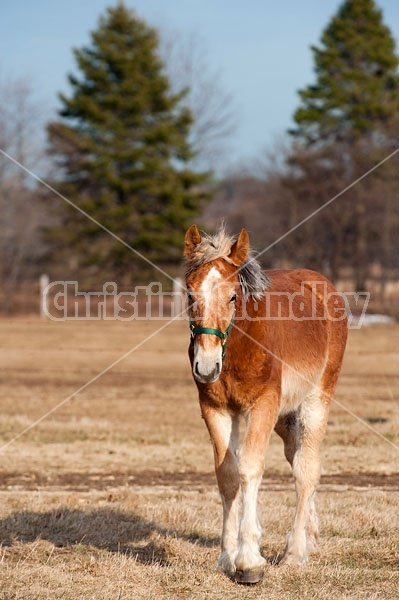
[40,274,50,319]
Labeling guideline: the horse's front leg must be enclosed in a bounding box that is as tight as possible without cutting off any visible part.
[201,406,240,576]
[235,396,278,583]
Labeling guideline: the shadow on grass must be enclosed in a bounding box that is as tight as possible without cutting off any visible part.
[0,506,219,566]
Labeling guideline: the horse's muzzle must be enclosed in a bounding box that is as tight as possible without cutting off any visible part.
[193,360,221,383]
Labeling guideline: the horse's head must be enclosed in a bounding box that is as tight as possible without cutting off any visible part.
[184,225,249,383]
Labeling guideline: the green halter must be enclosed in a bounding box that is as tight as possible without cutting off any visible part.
[189,312,235,360]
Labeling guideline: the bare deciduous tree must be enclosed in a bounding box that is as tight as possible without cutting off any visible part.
[0,72,45,184]
[161,29,236,171]
[0,73,48,310]
[0,182,47,310]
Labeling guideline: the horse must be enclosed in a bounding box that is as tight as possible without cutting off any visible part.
[184,224,348,584]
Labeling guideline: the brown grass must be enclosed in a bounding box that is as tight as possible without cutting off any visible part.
[0,317,398,599]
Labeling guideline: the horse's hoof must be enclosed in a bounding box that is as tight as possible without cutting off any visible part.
[232,568,264,585]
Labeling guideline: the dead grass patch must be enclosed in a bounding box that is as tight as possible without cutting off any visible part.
[0,318,398,598]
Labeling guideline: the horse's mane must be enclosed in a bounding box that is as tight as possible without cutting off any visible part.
[185,227,271,300]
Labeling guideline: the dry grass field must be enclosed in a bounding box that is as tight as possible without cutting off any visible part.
[0,317,398,599]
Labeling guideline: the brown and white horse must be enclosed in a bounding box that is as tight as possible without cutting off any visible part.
[184,225,347,584]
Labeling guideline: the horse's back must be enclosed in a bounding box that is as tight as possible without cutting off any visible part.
[265,268,336,291]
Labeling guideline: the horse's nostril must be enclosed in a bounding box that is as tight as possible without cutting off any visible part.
[195,362,200,375]
[216,362,221,372]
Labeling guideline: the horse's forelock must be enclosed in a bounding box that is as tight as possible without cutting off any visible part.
[185,227,270,299]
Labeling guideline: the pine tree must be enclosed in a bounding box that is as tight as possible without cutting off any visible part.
[286,0,399,290]
[290,0,399,145]
[47,4,208,283]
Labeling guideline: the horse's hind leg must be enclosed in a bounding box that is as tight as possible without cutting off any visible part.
[275,411,319,554]
[278,388,329,566]
[274,411,297,466]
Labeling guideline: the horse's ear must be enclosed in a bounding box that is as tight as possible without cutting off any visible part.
[184,224,202,258]
[229,228,249,266]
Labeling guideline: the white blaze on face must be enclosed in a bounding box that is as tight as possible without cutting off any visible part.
[193,266,223,383]
[201,266,222,310]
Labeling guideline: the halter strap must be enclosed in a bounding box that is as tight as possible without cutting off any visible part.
[189,313,235,359]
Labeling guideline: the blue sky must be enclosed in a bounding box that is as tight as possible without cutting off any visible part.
[1,0,398,171]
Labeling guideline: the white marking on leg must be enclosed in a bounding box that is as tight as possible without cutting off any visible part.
[235,412,267,572]
[235,470,266,571]
[210,411,241,575]
[282,388,327,565]
[307,494,319,552]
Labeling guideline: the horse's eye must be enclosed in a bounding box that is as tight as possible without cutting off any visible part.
[187,291,193,302]
[230,293,237,303]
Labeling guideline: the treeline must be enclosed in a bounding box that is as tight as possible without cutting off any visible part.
[1,0,399,313]
[207,147,398,306]
[0,4,233,308]
[205,0,399,310]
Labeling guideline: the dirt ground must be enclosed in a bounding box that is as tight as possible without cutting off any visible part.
[0,317,398,599]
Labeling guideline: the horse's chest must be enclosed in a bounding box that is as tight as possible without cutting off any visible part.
[198,372,269,411]
[225,379,261,410]
[198,361,321,414]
